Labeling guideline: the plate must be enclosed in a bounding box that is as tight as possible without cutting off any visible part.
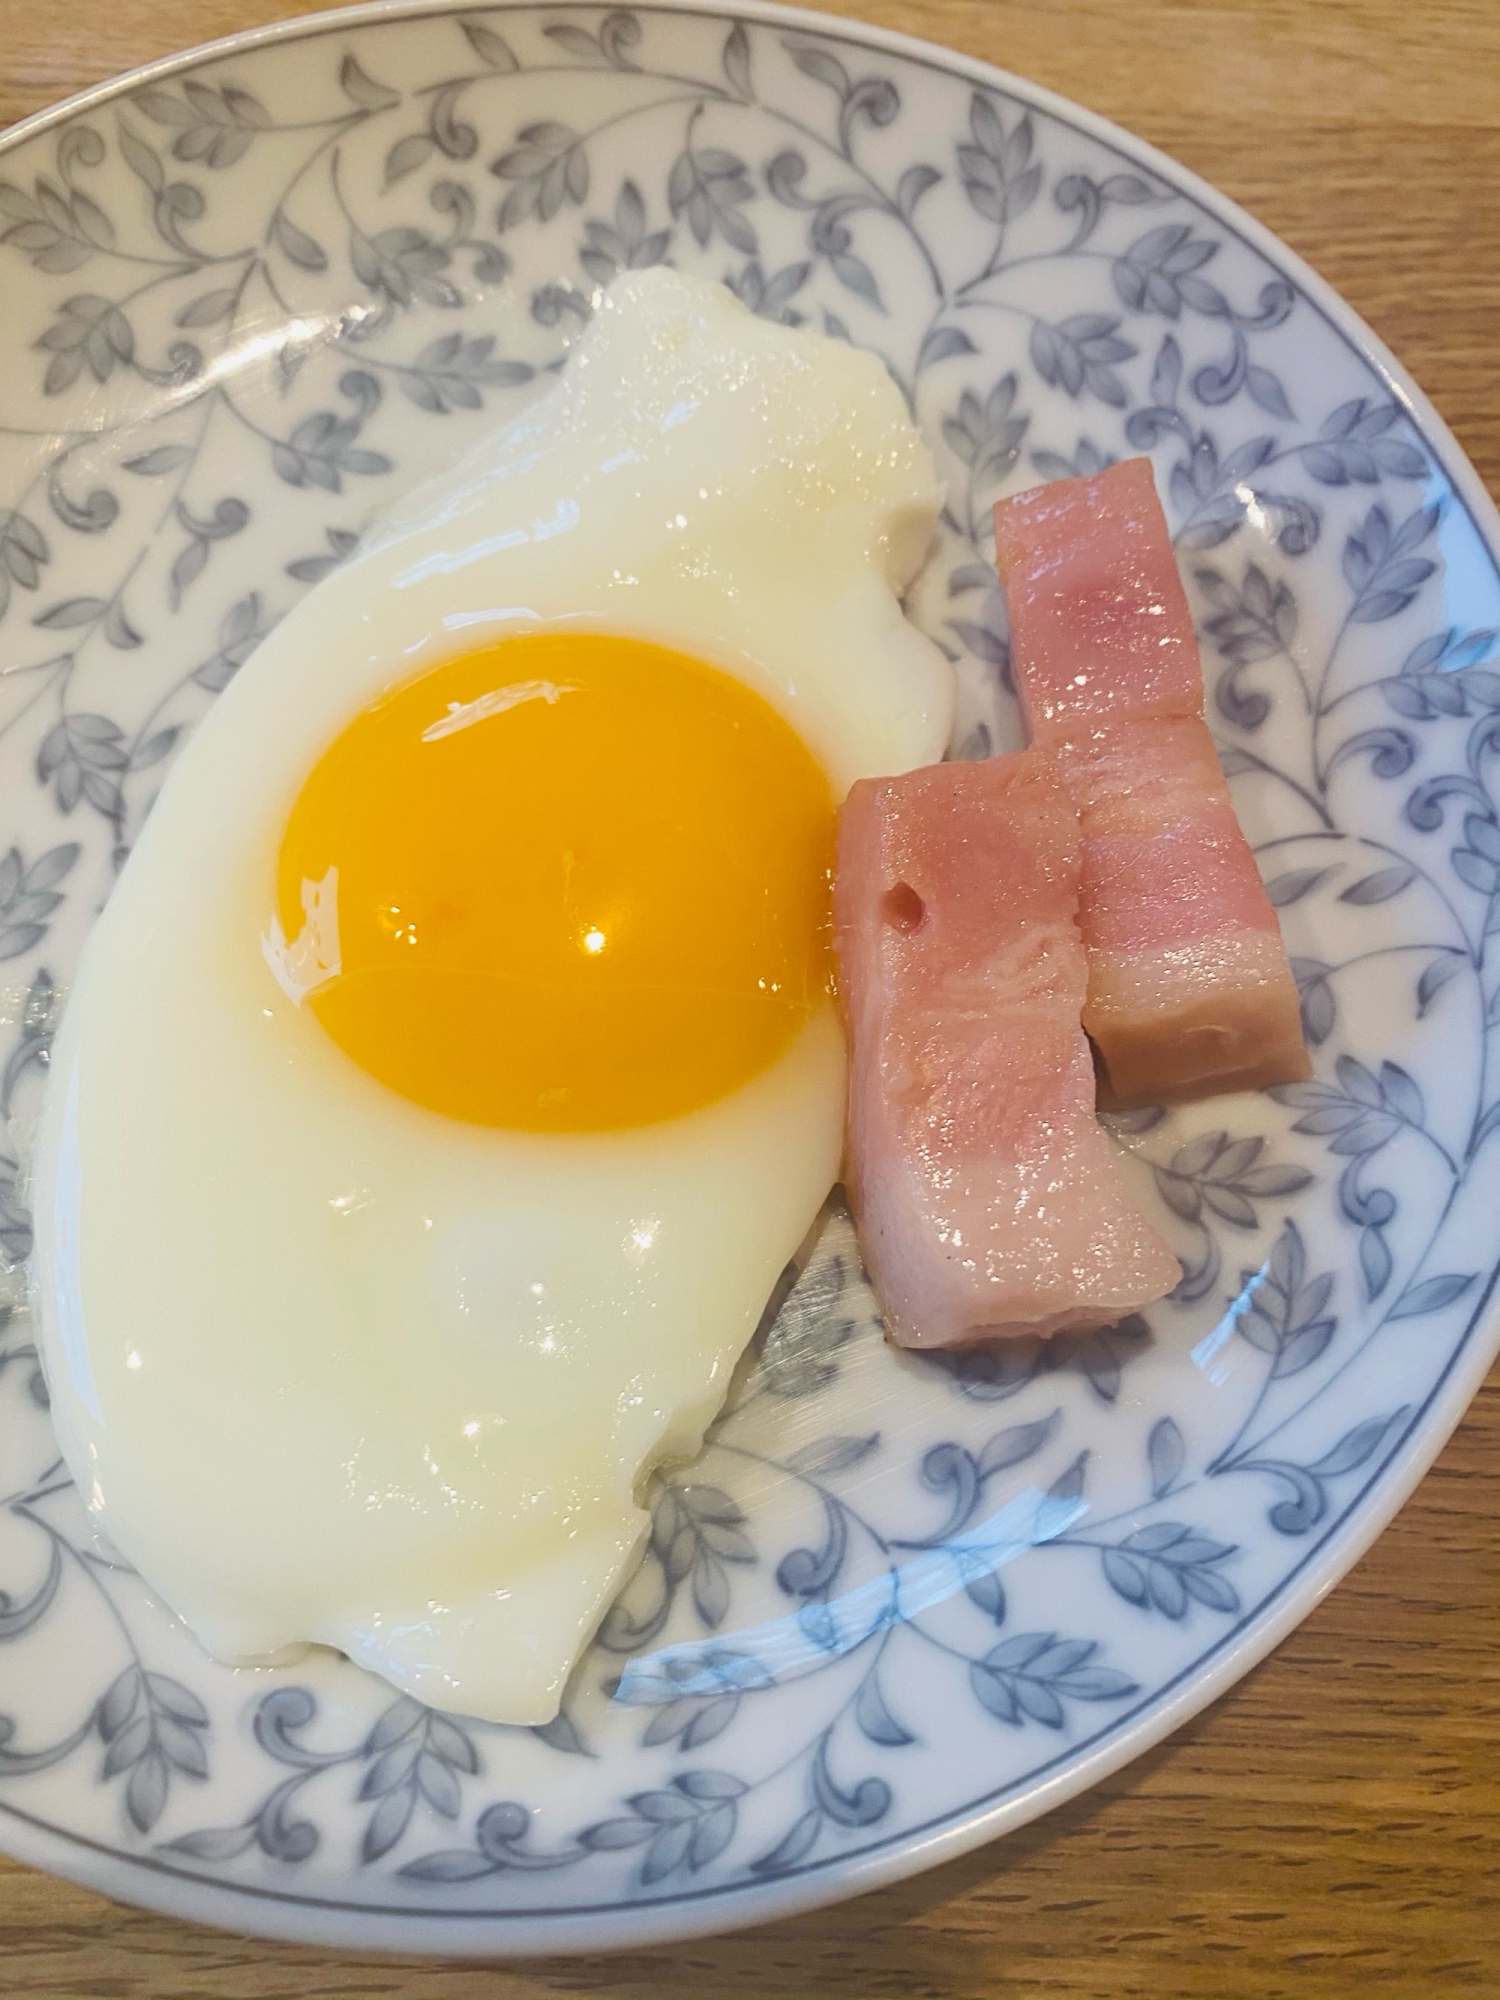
[1,0,1497,1957]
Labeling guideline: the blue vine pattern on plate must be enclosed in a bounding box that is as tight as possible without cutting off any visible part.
[1,5,1497,1917]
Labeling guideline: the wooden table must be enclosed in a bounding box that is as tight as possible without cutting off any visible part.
[1,2,1496,1993]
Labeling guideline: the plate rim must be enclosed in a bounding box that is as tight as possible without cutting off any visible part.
[1,0,1497,1957]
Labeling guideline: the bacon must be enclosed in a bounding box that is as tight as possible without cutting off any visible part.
[994,458,1310,1103]
[834,750,1179,1345]
[995,456,1203,738]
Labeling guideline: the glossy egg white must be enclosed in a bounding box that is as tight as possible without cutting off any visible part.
[32,269,953,1724]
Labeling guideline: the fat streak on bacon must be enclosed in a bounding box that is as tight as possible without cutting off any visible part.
[834,749,1180,1346]
[993,457,1310,1104]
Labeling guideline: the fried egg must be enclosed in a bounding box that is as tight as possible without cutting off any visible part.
[32,269,953,1723]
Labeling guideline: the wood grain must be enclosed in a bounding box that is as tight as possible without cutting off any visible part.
[1,2,1497,1994]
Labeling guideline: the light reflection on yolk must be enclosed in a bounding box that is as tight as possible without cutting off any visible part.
[275,631,835,1131]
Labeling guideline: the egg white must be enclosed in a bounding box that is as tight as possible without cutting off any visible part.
[33,269,953,1723]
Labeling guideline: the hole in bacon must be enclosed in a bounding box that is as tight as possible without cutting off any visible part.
[882,880,926,933]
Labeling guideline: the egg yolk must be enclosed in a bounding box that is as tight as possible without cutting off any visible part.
[275,631,836,1131]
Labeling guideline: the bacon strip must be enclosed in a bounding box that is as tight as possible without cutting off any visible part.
[994,458,1310,1103]
[835,749,1179,1345]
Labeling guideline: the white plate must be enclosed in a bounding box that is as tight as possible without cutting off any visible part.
[1,0,1497,1956]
